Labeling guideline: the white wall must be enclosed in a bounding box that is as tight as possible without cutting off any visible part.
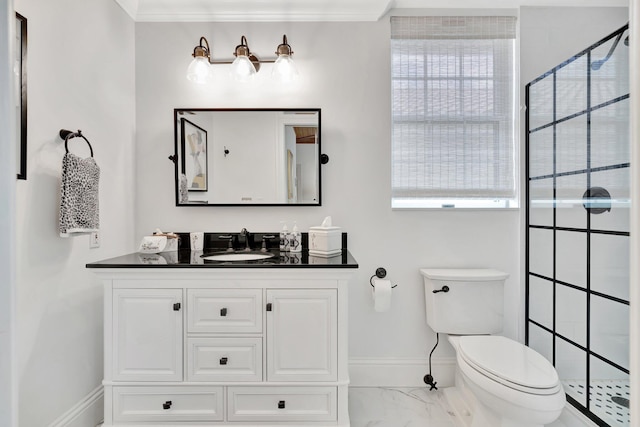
[520,7,629,84]
[12,0,136,425]
[0,0,17,425]
[629,1,640,425]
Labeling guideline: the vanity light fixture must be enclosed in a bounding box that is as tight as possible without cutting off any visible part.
[186,34,298,83]
[186,37,214,84]
[231,36,258,82]
[272,35,299,83]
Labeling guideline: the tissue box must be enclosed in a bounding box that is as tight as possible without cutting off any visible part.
[308,226,342,257]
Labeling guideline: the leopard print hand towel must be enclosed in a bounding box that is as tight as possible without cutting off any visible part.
[59,153,100,237]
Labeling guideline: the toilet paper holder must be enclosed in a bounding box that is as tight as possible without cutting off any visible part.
[369,267,398,288]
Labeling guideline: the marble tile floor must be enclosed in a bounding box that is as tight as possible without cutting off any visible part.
[349,387,576,427]
[349,387,458,427]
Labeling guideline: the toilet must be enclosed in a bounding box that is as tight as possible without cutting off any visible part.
[420,268,565,427]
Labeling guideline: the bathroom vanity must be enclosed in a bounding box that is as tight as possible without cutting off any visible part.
[87,248,358,427]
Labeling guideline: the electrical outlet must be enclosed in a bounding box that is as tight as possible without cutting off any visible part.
[90,231,100,248]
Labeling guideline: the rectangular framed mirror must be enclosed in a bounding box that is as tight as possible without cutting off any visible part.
[173,108,322,206]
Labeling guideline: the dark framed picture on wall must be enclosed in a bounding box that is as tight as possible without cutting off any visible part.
[180,118,208,191]
[15,12,27,180]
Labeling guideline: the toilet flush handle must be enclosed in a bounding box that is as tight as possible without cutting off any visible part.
[432,285,450,294]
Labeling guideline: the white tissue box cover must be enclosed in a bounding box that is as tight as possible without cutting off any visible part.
[308,226,341,255]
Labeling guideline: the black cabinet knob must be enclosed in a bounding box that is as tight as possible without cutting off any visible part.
[220,307,228,317]
[173,302,181,311]
[163,401,172,410]
[220,357,228,365]
[278,400,286,409]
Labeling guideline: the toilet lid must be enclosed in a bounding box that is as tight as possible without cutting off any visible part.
[459,336,559,391]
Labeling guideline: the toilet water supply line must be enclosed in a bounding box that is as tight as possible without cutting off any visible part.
[424,283,449,390]
[424,333,440,391]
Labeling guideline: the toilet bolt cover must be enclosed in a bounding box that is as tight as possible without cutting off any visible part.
[459,335,559,390]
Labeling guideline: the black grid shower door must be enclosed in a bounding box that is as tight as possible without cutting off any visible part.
[525,25,630,427]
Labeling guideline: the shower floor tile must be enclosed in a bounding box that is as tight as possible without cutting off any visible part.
[564,379,630,426]
[349,387,458,427]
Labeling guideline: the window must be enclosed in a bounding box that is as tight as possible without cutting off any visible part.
[391,16,518,209]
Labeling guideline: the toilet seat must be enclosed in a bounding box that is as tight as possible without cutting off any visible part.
[458,336,561,395]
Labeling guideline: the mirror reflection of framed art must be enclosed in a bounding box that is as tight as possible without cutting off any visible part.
[180,118,208,192]
[16,12,27,180]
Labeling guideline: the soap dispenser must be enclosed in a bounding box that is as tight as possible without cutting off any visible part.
[279,222,290,251]
[289,222,302,253]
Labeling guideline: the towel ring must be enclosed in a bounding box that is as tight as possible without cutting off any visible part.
[60,129,94,157]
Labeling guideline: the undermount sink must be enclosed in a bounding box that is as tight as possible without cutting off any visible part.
[201,252,275,262]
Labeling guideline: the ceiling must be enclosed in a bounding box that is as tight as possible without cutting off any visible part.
[114,0,629,22]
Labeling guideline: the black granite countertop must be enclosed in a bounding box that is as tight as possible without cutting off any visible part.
[86,249,358,269]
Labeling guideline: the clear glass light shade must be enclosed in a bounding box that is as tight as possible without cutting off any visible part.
[186,57,213,84]
[231,56,257,82]
[271,54,299,83]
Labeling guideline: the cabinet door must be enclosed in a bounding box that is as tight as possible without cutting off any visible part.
[266,289,337,381]
[113,289,183,381]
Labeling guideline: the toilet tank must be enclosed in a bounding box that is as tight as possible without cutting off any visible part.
[420,268,509,335]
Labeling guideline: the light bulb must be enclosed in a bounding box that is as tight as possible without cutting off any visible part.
[272,54,299,83]
[231,56,257,82]
[186,56,213,84]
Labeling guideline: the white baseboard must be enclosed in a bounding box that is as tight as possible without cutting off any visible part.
[349,357,456,388]
[48,385,104,427]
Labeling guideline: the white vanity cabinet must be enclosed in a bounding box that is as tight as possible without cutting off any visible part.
[94,268,354,427]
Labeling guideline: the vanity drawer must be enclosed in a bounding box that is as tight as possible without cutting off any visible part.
[187,337,262,382]
[227,386,337,422]
[187,289,262,333]
[112,386,224,423]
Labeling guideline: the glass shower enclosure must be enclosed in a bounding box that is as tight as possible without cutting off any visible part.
[526,25,630,427]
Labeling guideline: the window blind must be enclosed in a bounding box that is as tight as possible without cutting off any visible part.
[391,16,517,208]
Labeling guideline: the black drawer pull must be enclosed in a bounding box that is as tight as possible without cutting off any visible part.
[173,302,181,311]
[220,307,228,317]
[163,401,172,410]
[220,357,228,365]
[278,400,285,409]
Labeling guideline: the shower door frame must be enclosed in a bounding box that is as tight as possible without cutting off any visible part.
[525,24,630,427]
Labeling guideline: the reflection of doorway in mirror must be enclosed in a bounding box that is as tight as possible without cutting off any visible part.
[292,126,318,203]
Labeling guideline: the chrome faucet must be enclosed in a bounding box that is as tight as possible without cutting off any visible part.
[240,228,251,251]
